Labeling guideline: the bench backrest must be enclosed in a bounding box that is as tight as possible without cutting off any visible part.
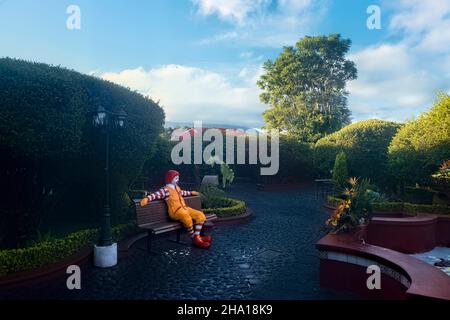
[135,195,202,227]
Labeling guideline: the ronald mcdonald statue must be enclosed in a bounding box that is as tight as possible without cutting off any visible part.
[140,170,212,249]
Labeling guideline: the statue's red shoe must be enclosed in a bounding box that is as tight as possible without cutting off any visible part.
[192,235,211,249]
[201,235,212,243]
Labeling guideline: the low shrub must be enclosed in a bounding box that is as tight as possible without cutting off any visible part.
[402,187,434,204]
[0,222,139,277]
[203,198,246,217]
[372,202,449,215]
[327,196,449,215]
[0,229,98,277]
[200,184,226,199]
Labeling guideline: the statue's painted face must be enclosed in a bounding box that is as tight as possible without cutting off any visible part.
[172,175,180,185]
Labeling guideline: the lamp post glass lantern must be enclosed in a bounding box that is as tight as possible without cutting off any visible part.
[92,106,127,268]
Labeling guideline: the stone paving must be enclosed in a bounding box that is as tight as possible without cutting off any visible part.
[0,183,357,299]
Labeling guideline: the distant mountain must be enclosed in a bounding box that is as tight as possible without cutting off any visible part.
[164,121,252,130]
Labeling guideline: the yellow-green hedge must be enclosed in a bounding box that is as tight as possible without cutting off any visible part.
[203,198,246,217]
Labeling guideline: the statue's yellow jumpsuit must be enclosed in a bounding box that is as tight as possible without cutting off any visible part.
[140,171,211,248]
[164,185,206,227]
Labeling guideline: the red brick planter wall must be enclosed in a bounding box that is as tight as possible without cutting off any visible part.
[367,215,450,253]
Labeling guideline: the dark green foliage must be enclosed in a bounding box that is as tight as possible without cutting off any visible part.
[388,93,450,186]
[203,198,246,217]
[258,34,357,142]
[402,187,434,204]
[0,58,164,248]
[0,228,98,277]
[272,137,314,183]
[199,184,246,217]
[139,131,173,190]
[314,119,400,188]
[0,222,138,277]
[200,184,226,199]
[372,202,449,215]
[332,151,348,189]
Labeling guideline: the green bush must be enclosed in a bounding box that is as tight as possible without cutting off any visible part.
[332,151,348,189]
[203,198,247,217]
[0,58,164,248]
[0,222,139,277]
[260,136,313,183]
[128,190,148,200]
[388,93,450,186]
[372,202,449,215]
[200,184,226,199]
[0,229,98,277]
[402,187,434,204]
[111,222,139,241]
[314,119,400,188]
[327,196,449,215]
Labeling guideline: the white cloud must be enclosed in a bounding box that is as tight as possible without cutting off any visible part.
[347,43,440,121]
[388,0,450,53]
[100,65,265,127]
[192,0,265,25]
[193,0,328,47]
[346,1,450,122]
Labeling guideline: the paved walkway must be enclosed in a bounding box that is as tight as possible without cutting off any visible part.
[1,183,356,299]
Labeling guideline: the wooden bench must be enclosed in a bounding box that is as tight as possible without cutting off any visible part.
[135,195,217,251]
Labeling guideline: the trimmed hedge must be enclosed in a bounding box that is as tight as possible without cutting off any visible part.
[0,58,164,248]
[0,229,97,277]
[372,202,449,215]
[203,198,247,217]
[388,93,450,186]
[0,222,139,277]
[326,196,449,215]
[314,119,400,187]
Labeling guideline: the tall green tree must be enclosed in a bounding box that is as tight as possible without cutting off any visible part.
[257,34,357,142]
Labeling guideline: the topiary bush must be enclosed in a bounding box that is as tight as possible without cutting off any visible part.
[314,119,400,188]
[332,151,348,189]
[388,93,450,187]
[0,58,164,248]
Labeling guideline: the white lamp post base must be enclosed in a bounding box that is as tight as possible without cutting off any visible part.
[93,243,117,268]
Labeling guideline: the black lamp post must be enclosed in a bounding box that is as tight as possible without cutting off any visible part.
[92,105,127,266]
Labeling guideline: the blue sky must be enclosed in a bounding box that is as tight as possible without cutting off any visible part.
[1,0,450,127]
